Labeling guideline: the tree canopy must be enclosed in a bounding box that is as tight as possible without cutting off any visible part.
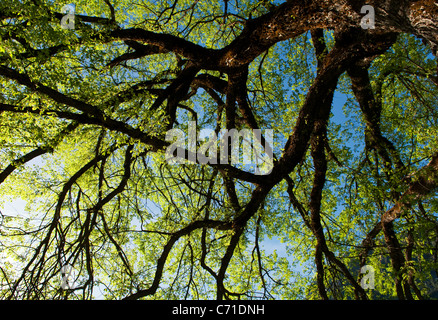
[1,0,438,300]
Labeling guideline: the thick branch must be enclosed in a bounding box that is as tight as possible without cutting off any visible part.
[348,63,405,172]
[0,73,168,151]
[271,30,397,184]
[382,151,438,225]
[0,122,78,184]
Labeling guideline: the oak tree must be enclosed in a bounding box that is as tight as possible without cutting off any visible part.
[1,0,438,300]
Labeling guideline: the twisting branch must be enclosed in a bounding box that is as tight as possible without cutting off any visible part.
[124,219,232,300]
[0,70,168,151]
[7,145,118,299]
[271,30,397,184]
[0,122,78,185]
